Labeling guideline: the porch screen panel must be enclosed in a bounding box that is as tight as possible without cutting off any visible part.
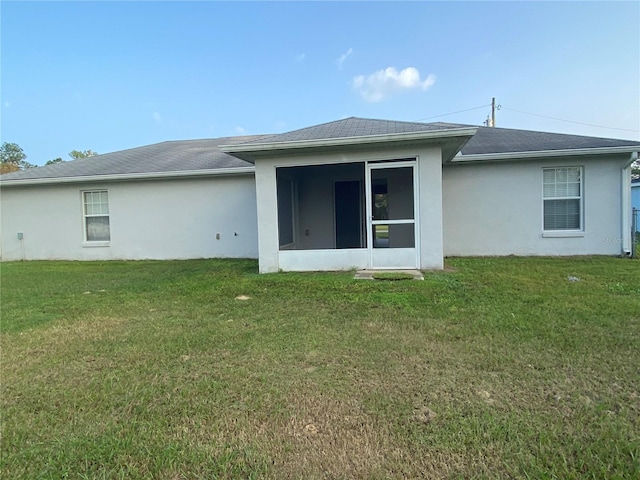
[277,177,294,247]
[371,167,414,220]
[370,166,416,249]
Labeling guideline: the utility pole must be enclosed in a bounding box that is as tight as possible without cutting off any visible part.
[491,97,496,127]
[483,98,498,127]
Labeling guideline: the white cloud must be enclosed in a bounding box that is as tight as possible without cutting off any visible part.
[337,48,353,69]
[295,53,306,62]
[235,126,247,135]
[352,66,436,103]
[152,112,162,124]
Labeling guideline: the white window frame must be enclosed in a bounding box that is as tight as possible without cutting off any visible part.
[82,190,111,246]
[542,166,584,236]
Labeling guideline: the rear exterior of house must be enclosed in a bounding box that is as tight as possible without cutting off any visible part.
[1,117,638,271]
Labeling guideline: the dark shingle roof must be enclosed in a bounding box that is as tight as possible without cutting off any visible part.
[235,117,639,155]
[0,136,267,182]
[240,117,471,145]
[2,117,638,184]
[461,126,640,155]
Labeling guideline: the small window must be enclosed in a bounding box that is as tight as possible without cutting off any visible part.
[83,190,110,242]
[543,167,582,231]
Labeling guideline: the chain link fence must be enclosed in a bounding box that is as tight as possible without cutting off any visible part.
[633,208,638,259]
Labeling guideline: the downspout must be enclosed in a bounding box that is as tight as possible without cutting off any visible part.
[621,151,638,256]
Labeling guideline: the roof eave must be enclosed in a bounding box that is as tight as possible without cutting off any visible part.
[220,127,478,159]
[0,166,256,188]
[454,145,640,163]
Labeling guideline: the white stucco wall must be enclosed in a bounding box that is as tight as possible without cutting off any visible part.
[417,148,444,269]
[0,174,258,261]
[4,151,628,266]
[443,155,629,256]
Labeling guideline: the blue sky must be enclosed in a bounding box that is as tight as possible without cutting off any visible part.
[1,1,639,165]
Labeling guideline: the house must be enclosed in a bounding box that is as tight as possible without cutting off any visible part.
[1,117,638,272]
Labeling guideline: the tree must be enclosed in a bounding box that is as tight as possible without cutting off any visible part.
[43,150,98,167]
[632,159,640,180]
[0,162,20,174]
[0,142,34,172]
[0,142,26,164]
[45,149,98,166]
[69,149,98,159]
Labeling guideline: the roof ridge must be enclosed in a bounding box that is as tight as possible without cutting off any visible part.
[252,116,473,140]
[231,119,363,145]
[349,116,472,128]
[278,116,360,133]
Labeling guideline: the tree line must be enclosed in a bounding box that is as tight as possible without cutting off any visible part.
[0,142,98,174]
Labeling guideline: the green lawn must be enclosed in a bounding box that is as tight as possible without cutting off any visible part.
[1,257,639,479]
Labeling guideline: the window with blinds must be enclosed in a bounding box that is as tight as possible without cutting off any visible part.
[83,190,111,242]
[543,167,582,231]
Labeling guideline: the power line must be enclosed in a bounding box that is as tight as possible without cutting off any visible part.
[416,101,639,134]
[415,104,490,122]
[499,105,640,134]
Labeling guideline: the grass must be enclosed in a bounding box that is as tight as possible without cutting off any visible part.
[1,256,639,479]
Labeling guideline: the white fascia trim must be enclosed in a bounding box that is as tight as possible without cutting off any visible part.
[220,127,478,154]
[453,145,640,163]
[0,166,256,188]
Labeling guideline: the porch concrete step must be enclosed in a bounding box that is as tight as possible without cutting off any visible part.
[354,269,424,281]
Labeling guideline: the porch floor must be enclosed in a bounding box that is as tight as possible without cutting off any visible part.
[354,269,424,281]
